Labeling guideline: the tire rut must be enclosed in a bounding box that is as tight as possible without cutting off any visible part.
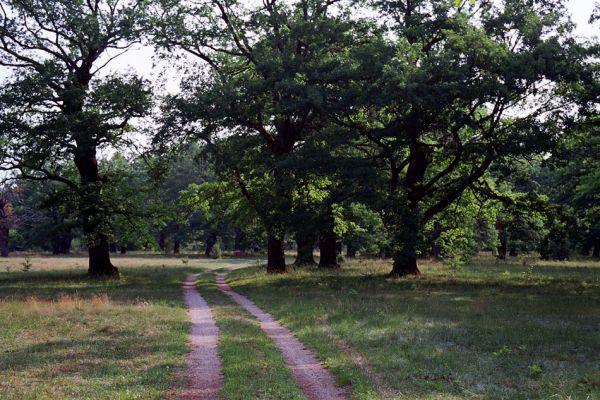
[215,271,348,400]
[181,273,223,400]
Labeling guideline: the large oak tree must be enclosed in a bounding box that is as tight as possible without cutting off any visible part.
[342,0,598,275]
[0,0,151,275]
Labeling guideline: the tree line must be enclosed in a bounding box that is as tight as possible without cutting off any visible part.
[0,0,598,276]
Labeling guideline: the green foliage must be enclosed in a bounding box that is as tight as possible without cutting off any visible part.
[210,243,222,259]
[341,203,388,256]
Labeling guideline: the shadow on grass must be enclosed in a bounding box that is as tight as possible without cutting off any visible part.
[228,263,600,399]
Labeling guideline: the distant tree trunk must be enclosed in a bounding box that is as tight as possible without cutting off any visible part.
[0,225,8,257]
[509,247,518,257]
[319,209,339,269]
[295,232,316,266]
[496,218,507,260]
[430,221,443,259]
[593,243,600,258]
[173,239,181,254]
[267,233,287,273]
[234,227,246,252]
[346,244,357,258]
[205,230,217,256]
[109,242,117,253]
[158,232,166,251]
[120,245,127,254]
[52,229,72,255]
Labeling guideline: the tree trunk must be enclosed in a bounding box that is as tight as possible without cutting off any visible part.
[120,245,127,255]
[158,232,166,251]
[0,225,8,257]
[390,251,421,276]
[205,230,217,256]
[51,228,72,255]
[509,247,518,257]
[388,206,421,276]
[234,227,246,252]
[429,221,443,259]
[346,244,357,258]
[74,141,118,276]
[173,239,181,254]
[318,210,339,269]
[496,218,507,260]
[295,233,316,266]
[267,234,287,273]
[109,242,117,253]
[592,236,600,258]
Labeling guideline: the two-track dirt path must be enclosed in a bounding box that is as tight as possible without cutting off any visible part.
[181,273,223,399]
[215,271,348,400]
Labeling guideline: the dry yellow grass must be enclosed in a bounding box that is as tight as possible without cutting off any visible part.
[0,252,261,272]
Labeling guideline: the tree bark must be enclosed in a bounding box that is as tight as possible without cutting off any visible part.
[52,229,72,255]
[234,227,246,252]
[295,233,316,266]
[173,239,181,254]
[592,236,600,258]
[74,142,118,276]
[159,232,166,251]
[267,234,287,273]
[346,244,357,258]
[496,218,507,260]
[429,221,443,259]
[0,225,8,257]
[205,230,217,256]
[318,210,339,269]
[388,206,421,276]
[390,251,421,276]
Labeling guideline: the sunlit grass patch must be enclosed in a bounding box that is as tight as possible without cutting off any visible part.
[0,259,213,400]
[228,257,600,399]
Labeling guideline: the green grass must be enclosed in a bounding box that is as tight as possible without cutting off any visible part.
[195,272,304,400]
[227,256,600,400]
[0,261,202,400]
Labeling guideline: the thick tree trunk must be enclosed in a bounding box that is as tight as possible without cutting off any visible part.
[74,141,118,276]
[295,233,316,266]
[388,206,421,277]
[390,252,421,276]
[496,219,507,260]
[88,238,117,276]
[319,210,339,269]
[120,245,127,255]
[267,234,287,273]
[0,225,8,257]
[205,230,217,256]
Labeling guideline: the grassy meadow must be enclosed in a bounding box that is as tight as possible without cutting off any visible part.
[1,253,598,399]
[228,256,600,400]
[0,254,250,400]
